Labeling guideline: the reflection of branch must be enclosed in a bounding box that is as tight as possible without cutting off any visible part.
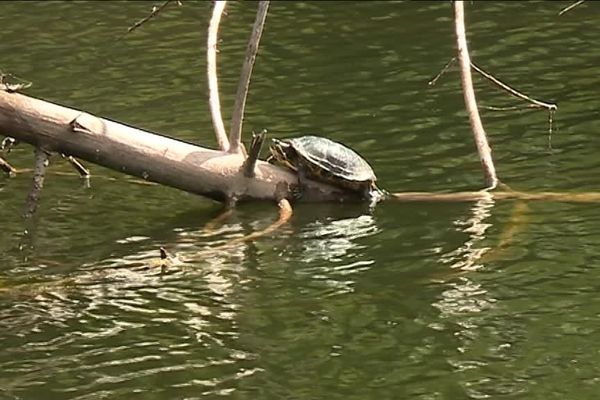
[160,198,292,267]
[440,193,495,271]
[228,1,270,155]
[213,198,291,247]
[453,1,498,189]
[207,1,230,151]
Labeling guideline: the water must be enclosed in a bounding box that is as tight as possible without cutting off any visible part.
[1,1,600,398]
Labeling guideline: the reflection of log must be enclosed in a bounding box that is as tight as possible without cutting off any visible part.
[0,90,355,203]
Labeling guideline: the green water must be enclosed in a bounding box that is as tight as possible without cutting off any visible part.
[2,1,600,398]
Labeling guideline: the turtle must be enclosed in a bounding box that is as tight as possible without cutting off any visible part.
[267,135,384,203]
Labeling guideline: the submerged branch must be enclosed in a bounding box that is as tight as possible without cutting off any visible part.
[24,148,49,219]
[228,0,270,154]
[390,191,600,203]
[207,1,230,151]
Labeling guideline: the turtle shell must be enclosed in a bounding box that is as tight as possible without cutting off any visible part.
[288,136,376,189]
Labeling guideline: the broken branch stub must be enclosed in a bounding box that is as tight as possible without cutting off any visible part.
[243,130,266,178]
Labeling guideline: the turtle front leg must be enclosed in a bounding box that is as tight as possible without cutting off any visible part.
[292,165,308,200]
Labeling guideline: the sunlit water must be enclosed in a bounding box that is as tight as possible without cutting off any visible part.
[1,1,600,399]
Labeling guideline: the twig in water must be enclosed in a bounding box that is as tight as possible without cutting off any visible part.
[453,1,498,189]
[559,0,585,16]
[207,1,230,151]
[127,0,182,34]
[229,1,270,155]
[0,155,16,176]
[428,57,457,86]
[481,105,534,112]
[24,148,50,220]
[62,154,90,178]
[243,129,267,177]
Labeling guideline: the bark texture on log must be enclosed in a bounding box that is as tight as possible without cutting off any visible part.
[0,90,357,204]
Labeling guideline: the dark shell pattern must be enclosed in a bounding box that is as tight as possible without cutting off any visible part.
[289,136,376,190]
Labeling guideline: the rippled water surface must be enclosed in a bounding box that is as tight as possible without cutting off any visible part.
[2,1,600,399]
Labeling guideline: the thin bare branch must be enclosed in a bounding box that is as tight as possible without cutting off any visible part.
[428,57,457,86]
[454,1,498,189]
[228,1,270,155]
[207,1,230,151]
[127,0,181,34]
[470,62,557,111]
[559,0,585,16]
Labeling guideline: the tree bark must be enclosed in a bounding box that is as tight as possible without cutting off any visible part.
[0,90,357,204]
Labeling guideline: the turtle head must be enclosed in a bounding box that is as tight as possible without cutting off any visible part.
[268,138,297,171]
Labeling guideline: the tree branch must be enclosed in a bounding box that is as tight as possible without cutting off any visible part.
[228,0,270,154]
[0,90,357,204]
[470,62,557,111]
[559,0,585,16]
[207,1,230,151]
[127,0,181,34]
[453,0,498,189]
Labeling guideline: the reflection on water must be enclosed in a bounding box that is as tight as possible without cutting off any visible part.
[299,215,378,263]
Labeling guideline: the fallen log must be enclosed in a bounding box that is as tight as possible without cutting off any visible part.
[0,90,357,203]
